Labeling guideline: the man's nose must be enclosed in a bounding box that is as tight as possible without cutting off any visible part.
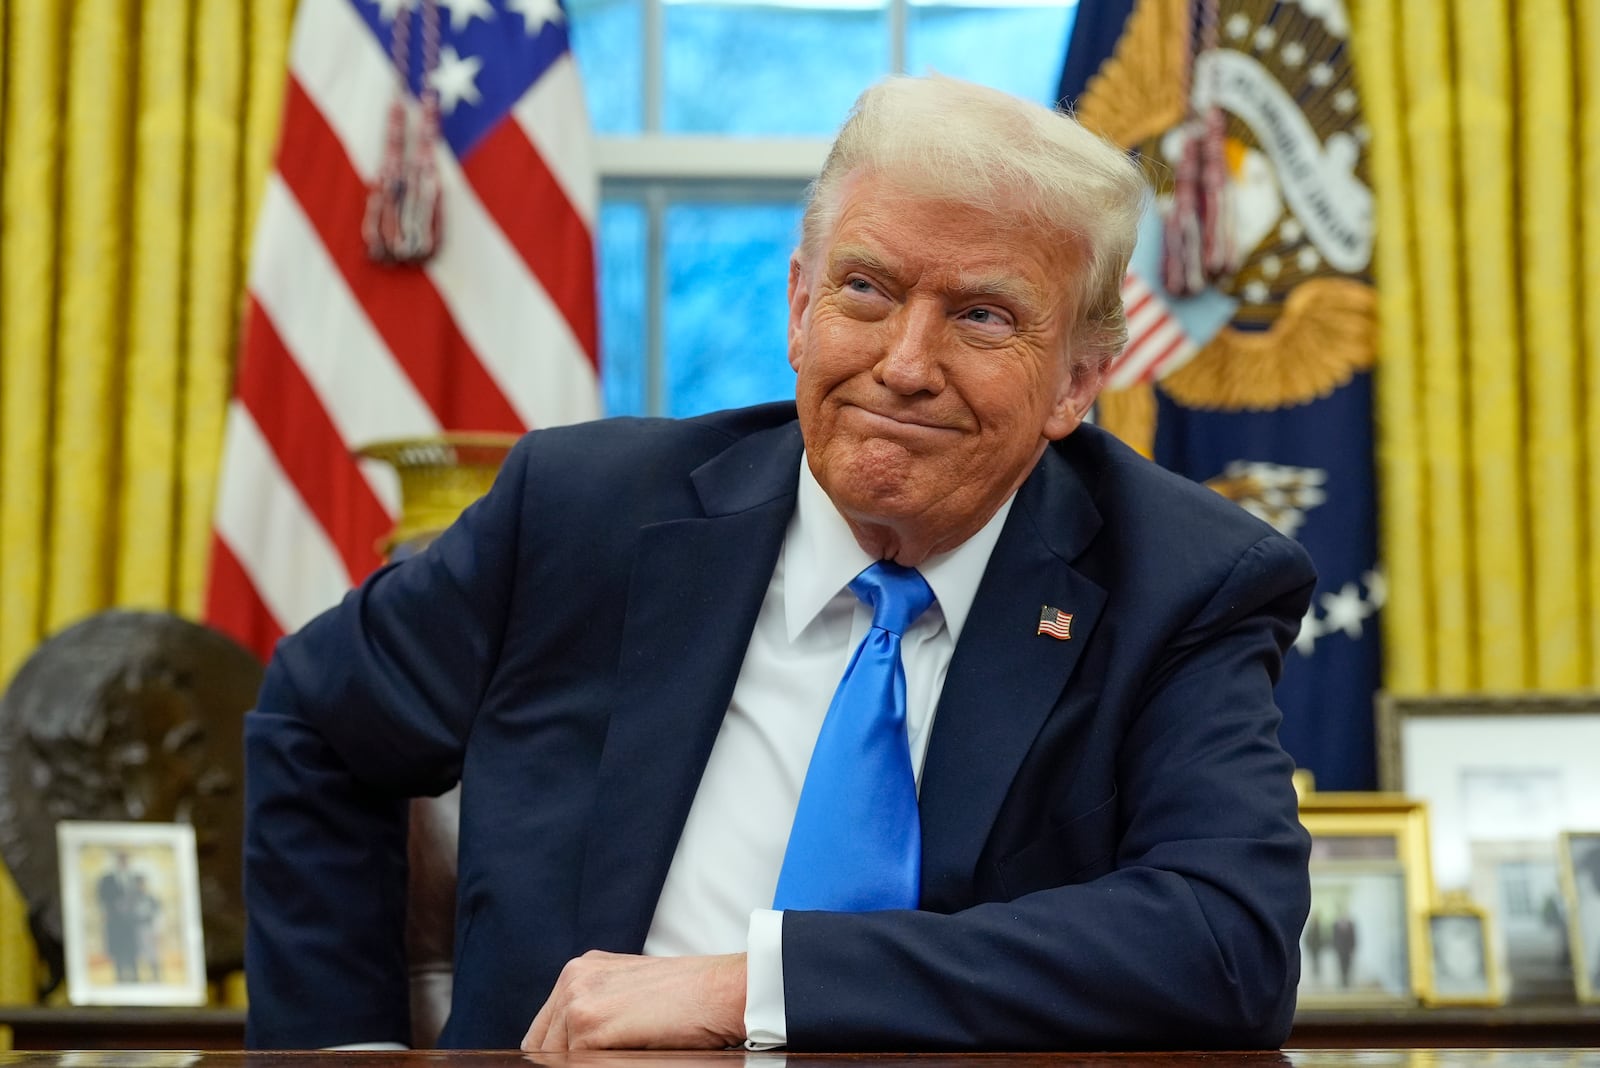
[876,300,946,395]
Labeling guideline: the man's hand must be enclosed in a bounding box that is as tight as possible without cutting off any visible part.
[521,950,747,1051]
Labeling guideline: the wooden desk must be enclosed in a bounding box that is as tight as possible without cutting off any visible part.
[4,1007,1600,1052]
[0,1009,246,1051]
[1290,1005,1600,1048]
[3,1010,1600,1048]
[0,1051,1594,1068]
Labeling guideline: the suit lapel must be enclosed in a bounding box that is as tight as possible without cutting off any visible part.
[576,422,803,952]
[917,442,1108,909]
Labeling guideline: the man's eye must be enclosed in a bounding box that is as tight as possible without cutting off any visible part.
[847,278,875,293]
[963,307,1011,328]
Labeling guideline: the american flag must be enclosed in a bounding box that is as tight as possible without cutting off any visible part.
[1036,606,1073,641]
[1107,270,1199,389]
[205,0,599,661]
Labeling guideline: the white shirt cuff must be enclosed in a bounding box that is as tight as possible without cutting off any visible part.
[743,908,787,1049]
[324,1043,409,1050]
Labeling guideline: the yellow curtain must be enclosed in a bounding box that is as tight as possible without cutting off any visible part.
[1353,0,1598,693]
[0,0,294,1005]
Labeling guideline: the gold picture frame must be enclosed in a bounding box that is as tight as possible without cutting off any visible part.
[1558,830,1600,1005]
[1298,792,1433,1008]
[1375,692,1600,891]
[1420,893,1503,1006]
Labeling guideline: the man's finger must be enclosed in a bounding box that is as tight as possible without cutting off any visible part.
[539,1003,571,1052]
[522,991,556,1051]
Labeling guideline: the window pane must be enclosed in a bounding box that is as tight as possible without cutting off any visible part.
[664,202,803,416]
[907,3,1078,105]
[664,3,890,134]
[568,0,644,133]
[599,200,649,416]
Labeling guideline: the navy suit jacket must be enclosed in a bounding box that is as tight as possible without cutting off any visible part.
[244,402,1315,1051]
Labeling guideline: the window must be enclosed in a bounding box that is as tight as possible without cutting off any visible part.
[568,0,1080,416]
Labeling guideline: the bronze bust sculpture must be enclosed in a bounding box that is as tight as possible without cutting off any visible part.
[0,610,261,995]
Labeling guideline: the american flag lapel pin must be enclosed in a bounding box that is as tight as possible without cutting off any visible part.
[1037,605,1073,640]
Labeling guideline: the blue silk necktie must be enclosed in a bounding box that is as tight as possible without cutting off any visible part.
[772,561,936,911]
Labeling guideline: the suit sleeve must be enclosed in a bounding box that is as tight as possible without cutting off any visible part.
[243,437,534,1049]
[780,534,1315,1051]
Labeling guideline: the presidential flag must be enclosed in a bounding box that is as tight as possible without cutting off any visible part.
[1060,0,1383,789]
[206,0,599,662]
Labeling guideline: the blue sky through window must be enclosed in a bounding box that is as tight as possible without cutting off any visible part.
[569,1,1080,416]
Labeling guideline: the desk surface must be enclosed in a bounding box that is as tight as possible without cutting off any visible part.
[0,1051,1596,1067]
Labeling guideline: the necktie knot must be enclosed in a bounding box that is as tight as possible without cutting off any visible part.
[849,561,934,637]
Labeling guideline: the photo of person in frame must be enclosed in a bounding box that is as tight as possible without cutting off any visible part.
[94,851,140,982]
[1299,867,1411,1006]
[1569,834,1600,998]
[85,848,176,985]
[1429,913,1491,999]
[58,822,207,1006]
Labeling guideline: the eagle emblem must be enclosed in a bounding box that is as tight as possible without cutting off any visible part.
[1076,0,1377,457]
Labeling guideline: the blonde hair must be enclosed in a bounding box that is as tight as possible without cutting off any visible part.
[800,75,1147,375]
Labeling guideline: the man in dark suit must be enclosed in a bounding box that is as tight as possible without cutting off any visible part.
[97,852,139,982]
[244,74,1314,1051]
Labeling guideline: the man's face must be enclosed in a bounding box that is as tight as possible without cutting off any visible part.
[788,174,1102,561]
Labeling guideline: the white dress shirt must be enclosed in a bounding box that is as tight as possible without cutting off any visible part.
[642,453,1014,1046]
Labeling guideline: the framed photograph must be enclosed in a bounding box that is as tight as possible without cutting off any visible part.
[1559,831,1600,1003]
[1421,896,1503,1006]
[1376,693,1600,890]
[1298,792,1433,1007]
[1467,839,1574,1003]
[57,821,207,1006]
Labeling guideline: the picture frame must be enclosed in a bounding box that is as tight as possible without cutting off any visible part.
[1376,693,1600,891]
[1297,792,1434,1007]
[57,821,207,1006]
[1421,894,1503,1006]
[1466,838,1574,1003]
[1559,830,1600,1004]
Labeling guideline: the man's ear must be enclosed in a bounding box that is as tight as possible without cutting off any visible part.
[787,255,810,372]
[1042,358,1106,441]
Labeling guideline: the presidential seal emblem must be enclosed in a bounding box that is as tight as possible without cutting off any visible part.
[1075,0,1377,455]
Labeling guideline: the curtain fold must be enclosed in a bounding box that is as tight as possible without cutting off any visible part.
[116,0,193,610]
[48,0,136,636]
[1516,0,1587,689]
[1582,2,1600,680]
[0,1,70,1009]
[0,0,294,1007]
[177,0,248,617]
[1452,0,1526,692]
[1353,0,1597,694]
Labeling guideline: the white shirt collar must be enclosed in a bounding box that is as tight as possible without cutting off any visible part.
[782,454,1015,644]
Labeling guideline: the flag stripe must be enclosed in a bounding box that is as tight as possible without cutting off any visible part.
[511,53,597,226]
[251,176,444,447]
[463,119,599,363]
[215,403,354,633]
[204,535,288,657]
[278,76,524,432]
[1139,331,1195,383]
[423,132,599,430]
[1111,320,1184,388]
[237,301,393,581]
